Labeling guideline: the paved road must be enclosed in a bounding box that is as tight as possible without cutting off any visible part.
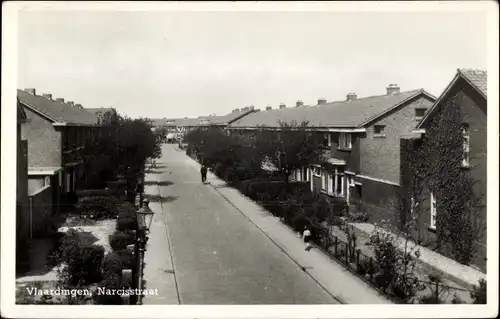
[144,144,339,304]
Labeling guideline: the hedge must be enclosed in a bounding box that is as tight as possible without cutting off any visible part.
[58,230,105,286]
[102,249,135,278]
[76,196,122,220]
[116,202,138,231]
[109,230,136,251]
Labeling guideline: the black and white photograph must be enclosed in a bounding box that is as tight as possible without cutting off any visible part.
[1,1,498,318]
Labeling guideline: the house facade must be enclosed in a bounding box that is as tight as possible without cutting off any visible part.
[18,88,99,212]
[228,85,436,222]
[401,69,487,271]
[16,99,30,260]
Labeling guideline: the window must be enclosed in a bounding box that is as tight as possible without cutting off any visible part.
[44,176,51,186]
[322,133,330,147]
[303,167,309,181]
[338,133,352,149]
[374,125,386,137]
[312,166,321,177]
[462,124,470,167]
[321,170,327,190]
[415,108,427,120]
[430,192,437,229]
[328,173,334,194]
[335,173,344,196]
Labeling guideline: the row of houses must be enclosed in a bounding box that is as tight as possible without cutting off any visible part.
[162,69,487,271]
[16,88,103,262]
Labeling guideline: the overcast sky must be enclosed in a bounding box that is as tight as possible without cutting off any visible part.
[17,7,489,119]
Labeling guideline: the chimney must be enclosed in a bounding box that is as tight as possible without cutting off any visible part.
[67,101,74,107]
[266,105,272,111]
[75,103,82,108]
[279,103,286,109]
[249,105,255,110]
[24,88,36,95]
[386,84,400,95]
[234,108,240,112]
[318,98,327,105]
[346,93,357,101]
[296,100,304,107]
[56,98,65,103]
[42,93,52,100]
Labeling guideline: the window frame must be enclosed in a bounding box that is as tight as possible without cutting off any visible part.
[338,133,352,150]
[462,124,471,168]
[373,125,387,138]
[415,108,427,120]
[430,192,437,230]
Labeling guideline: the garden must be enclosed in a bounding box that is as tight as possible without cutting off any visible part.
[16,109,163,305]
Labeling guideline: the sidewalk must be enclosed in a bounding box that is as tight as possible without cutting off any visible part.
[142,173,180,305]
[184,155,392,304]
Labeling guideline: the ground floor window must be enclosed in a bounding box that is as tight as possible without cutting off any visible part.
[430,192,437,229]
[321,170,327,190]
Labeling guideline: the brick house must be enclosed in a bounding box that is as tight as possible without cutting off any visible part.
[228,85,436,219]
[18,88,99,211]
[16,99,30,257]
[401,69,487,271]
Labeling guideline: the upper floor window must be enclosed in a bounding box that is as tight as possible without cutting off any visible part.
[462,124,470,167]
[415,108,427,120]
[374,125,386,138]
[338,133,352,149]
[322,133,330,147]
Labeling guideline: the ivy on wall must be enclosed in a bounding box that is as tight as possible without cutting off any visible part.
[402,93,485,265]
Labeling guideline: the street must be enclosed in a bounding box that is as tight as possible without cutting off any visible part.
[142,144,340,304]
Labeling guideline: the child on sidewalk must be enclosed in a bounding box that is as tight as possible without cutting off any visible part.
[302,226,312,251]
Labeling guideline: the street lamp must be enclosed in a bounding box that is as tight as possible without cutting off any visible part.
[134,198,154,305]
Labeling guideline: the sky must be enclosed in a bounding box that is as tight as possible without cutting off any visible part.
[17,6,490,119]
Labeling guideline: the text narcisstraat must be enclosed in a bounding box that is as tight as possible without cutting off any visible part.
[25,287,160,297]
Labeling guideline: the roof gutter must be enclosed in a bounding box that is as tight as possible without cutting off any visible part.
[225,126,366,133]
[53,122,103,127]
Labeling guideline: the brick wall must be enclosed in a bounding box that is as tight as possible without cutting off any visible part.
[359,95,435,184]
[328,132,361,173]
[27,185,53,238]
[21,107,62,167]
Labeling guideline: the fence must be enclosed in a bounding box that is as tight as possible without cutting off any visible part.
[312,228,473,304]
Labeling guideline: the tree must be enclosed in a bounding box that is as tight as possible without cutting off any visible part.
[253,121,324,189]
[82,109,162,187]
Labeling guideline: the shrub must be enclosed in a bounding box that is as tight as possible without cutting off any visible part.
[214,163,226,177]
[470,279,487,304]
[109,230,136,251]
[76,196,122,220]
[349,212,369,223]
[116,202,138,231]
[58,231,105,286]
[102,249,135,278]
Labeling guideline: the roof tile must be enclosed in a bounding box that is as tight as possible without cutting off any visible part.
[18,89,98,125]
[229,90,427,128]
[459,69,487,97]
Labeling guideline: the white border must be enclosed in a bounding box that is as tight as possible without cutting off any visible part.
[2,1,498,318]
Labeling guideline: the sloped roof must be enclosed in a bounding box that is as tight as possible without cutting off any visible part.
[229,89,431,129]
[18,89,98,125]
[17,98,27,122]
[416,69,487,129]
[459,69,487,97]
[205,108,256,125]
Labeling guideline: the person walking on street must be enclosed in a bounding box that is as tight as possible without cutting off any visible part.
[201,165,208,183]
[302,226,312,251]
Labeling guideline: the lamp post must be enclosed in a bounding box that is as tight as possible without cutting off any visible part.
[134,198,155,305]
